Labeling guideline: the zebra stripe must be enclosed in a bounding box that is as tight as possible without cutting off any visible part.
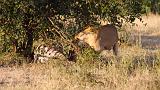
[33,44,66,63]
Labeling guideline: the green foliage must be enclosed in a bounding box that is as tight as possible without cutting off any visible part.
[0,0,145,57]
[0,0,48,55]
[142,0,160,14]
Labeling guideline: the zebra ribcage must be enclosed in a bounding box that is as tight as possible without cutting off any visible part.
[34,45,66,63]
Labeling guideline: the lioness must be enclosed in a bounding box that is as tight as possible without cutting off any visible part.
[75,24,118,55]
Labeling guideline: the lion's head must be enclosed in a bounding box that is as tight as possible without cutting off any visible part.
[75,26,97,41]
[74,26,98,49]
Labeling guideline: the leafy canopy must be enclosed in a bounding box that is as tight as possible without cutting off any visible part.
[0,0,144,56]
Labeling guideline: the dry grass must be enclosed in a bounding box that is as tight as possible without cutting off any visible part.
[0,14,160,90]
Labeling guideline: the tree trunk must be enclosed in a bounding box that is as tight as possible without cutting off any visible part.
[25,28,33,57]
[22,13,34,58]
[10,38,18,53]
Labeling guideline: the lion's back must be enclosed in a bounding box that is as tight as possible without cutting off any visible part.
[97,24,118,50]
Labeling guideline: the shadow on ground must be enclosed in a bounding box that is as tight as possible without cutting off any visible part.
[141,35,160,50]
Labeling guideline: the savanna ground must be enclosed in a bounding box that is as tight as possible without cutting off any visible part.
[0,14,160,90]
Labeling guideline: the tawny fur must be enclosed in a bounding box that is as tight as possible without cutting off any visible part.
[75,24,119,55]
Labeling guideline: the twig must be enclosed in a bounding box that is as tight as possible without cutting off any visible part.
[48,17,66,40]
[48,17,80,53]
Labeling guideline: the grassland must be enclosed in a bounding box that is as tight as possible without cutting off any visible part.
[0,14,160,90]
